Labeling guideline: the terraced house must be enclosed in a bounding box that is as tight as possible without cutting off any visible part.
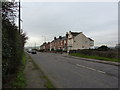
[50,36,67,51]
[40,31,94,52]
[67,31,94,52]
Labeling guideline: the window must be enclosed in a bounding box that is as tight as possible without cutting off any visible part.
[82,46,84,48]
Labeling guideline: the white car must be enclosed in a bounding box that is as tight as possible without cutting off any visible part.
[27,48,32,53]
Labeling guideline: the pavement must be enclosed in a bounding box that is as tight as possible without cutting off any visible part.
[29,52,119,88]
[24,53,47,88]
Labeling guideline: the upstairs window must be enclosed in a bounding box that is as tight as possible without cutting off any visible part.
[82,46,84,48]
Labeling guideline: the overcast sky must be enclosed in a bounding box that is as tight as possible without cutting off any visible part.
[21,2,118,47]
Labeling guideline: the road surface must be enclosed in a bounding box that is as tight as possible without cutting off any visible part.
[28,52,118,88]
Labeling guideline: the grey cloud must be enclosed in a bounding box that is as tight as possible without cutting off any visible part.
[22,2,118,47]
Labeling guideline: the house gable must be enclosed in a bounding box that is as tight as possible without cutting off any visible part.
[73,33,94,49]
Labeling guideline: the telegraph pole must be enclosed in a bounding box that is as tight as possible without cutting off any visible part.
[19,0,21,33]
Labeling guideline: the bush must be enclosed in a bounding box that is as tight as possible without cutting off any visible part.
[56,49,63,52]
[97,45,110,51]
[39,50,44,52]
[69,49,118,59]
[51,48,54,51]
[2,1,28,85]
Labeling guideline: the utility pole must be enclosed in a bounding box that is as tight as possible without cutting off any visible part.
[19,0,21,33]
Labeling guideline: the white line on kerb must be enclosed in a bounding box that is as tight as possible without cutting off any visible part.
[76,64,106,74]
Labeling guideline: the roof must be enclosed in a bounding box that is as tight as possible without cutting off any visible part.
[54,38,60,42]
[61,36,67,40]
[88,38,94,41]
[40,42,47,47]
[71,32,81,37]
[50,36,66,44]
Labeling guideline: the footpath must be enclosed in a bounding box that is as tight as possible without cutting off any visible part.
[24,53,48,88]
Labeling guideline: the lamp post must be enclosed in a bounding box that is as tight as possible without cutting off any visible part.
[19,0,21,33]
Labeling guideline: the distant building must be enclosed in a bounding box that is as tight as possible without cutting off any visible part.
[40,31,94,52]
[40,42,47,50]
[67,31,94,52]
[61,36,68,51]
[45,42,50,51]
[50,36,67,51]
[50,40,55,51]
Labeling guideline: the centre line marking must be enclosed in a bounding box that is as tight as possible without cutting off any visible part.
[76,64,106,74]
[97,70,106,74]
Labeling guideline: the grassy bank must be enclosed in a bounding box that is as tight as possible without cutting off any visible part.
[70,53,120,62]
[11,52,27,88]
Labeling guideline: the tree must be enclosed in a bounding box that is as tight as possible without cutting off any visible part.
[2,0,18,23]
[97,45,110,51]
[2,1,28,85]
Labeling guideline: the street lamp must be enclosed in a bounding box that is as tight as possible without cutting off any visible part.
[19,0,21,33]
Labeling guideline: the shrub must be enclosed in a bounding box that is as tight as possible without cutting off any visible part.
[2,1,28,85]
[97,45,110,51]
[70,49,118,59]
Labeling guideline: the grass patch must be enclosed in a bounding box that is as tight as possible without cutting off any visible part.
[70,53,120,62]
[11,71,26,88]
[27,54,56,89]
[43,75,56,89]
[11,52,27,88]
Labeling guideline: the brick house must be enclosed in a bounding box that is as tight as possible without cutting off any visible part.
[50,40,55,51]
[40,42,47,50]
[45,42,50,51]
[49,36,68,51]
[40,31,94,52]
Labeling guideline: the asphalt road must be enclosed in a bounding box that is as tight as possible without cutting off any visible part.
[29,52,118,88]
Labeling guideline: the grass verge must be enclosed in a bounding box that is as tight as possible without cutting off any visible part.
[27,53,56,89]
[70,53,120,62]
[11,52,27,88]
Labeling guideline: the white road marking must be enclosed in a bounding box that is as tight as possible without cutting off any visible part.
[97,70,106,74]
[76,64,106,74]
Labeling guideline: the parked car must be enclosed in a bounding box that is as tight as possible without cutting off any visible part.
[31,50,37,54]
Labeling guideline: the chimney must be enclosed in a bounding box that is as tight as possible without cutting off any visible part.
[44,42,46,44]
[66,32,68,38]
[54,37,57,40]
[59,36,62,39]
